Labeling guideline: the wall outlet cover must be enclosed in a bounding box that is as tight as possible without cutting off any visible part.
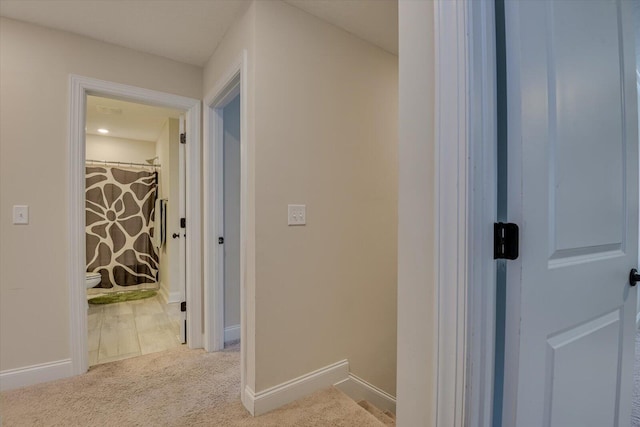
[13,205,29,225]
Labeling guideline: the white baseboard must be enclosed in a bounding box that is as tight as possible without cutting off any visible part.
[244,359,349,416]
[224,324,240,343]
[334,374,396,414]
[0,359,73,391]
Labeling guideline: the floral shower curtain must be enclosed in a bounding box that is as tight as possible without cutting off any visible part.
[85,166,158,288]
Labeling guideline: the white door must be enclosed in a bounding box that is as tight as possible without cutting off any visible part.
[502,1,638,426]
[178,115,187,344]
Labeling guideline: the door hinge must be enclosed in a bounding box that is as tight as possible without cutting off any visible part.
[218,237,224,244]
[180,133,186,144]
[181,301,186,312]
[180,218,186,228]
[494,222,519,260]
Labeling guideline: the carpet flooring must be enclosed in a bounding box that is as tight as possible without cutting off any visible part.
[0,344,386,427]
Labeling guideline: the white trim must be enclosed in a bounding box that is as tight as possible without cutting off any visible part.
[433,1,474,427]
[0,359,72,391]
[203,53,246,352]
[244,360,349,416]
[203,51,249,411]
[224,324,241,343]
[68,75,202,377]
[466,1,498,427]
[637,71,640,332]
[334,374,396,415]
[68,75,88,376]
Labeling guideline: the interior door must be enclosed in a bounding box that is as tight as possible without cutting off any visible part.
[502,1,638,426]
[178,115,186,344]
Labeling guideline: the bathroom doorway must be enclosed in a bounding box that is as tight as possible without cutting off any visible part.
[84,95,186,366]
[68,75,202,376]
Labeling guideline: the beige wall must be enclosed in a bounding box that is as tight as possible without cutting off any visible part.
[155,118,182,302]
[86,134,156,164]
[0,17,201,371]
[253,1,398,395]
[202,0,398,398]
[396,1,436,425]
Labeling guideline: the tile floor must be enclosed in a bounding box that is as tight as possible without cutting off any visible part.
[87,295,182,366]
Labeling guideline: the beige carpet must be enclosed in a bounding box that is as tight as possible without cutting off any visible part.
[0,345,386,426]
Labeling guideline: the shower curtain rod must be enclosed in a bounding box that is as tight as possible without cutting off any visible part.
[86,159,161,168]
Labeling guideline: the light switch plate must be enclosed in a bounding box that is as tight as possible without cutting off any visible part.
[288,204,306,226]
[13,205,29,225]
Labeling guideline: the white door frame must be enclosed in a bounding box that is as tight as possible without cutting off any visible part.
[203,51,248,400]
[637,70,640,329]
[68,75,202,375]
[431,0,496,426]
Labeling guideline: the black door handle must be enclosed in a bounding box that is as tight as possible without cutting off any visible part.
[172,233,180,239]
[629,269,639,287]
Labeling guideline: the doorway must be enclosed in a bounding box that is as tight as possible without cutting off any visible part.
[204,71,242,352]
[84,95,186,365]
[68,75,202,376]
[222,94,241,346]
[203,52,248,407]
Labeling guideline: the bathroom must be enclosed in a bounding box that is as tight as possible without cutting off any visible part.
[85,95,185,366]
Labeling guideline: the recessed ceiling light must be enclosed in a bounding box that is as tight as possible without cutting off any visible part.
[97,128,109,134]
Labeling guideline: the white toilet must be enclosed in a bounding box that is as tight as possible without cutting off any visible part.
[85,272,101,289]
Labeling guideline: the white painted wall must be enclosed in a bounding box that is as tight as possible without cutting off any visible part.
[85,134,156,164]
[223,95,241,330]
[0,16,201,372]
[396,1,437,426]
[155,118,182,303]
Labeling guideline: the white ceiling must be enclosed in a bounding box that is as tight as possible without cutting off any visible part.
[86,96,183,142]
[0,0,397,67]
